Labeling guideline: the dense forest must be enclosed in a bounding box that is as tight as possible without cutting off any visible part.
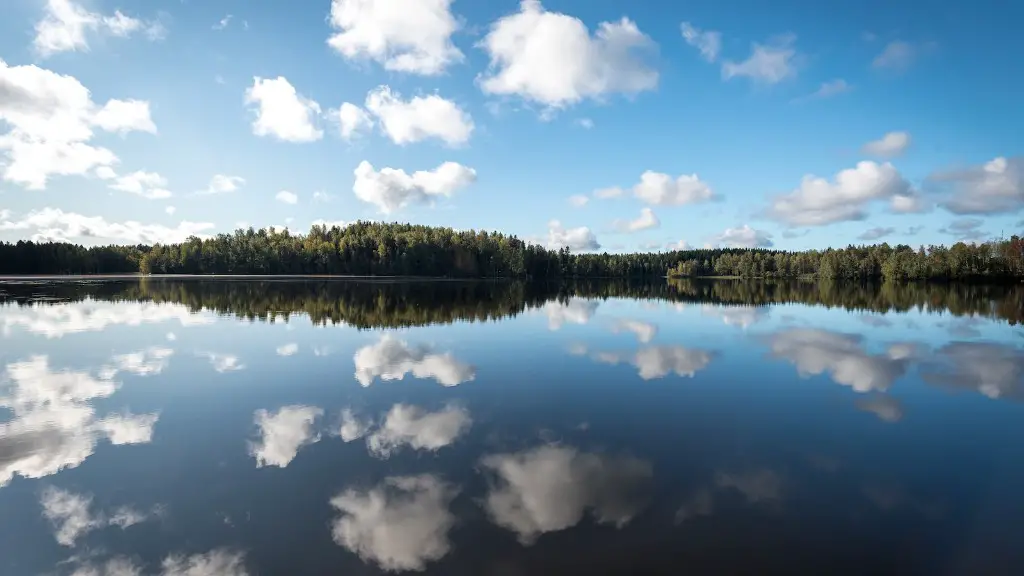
[2,277,1021,328]
[0,221,1022,280]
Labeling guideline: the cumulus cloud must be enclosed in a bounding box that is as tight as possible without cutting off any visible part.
[338,408,373,442]
[680,22,721,62]
[326,102,374,140]
[595,345,716,380]
[244,76,323,142]
[100,347,174,379]
[608,319,658,343]
[611,208,660,233]
[541,298,600,330]
[762,328,916,393]
[327,0,463,75]
[714,224,774,248]
[274,191,298,205]
[33,0,163,58]
[275,343,299,356]
[249,405,323,468]
[546,220,601,251]
[598,170,716,206]
[700,305,769,329]
[0,355,159,486]
[352,160,476,214]
[921,342,1024,400]
[363,85,474,146]
[938,218,987,241]
[862,131,911,157]
[198,352,244,373]
[0,209,214,245]
[106,170,173,199]
[40,487,155,546]
[196,174,245,195]
[353,335,476,387]
[929,156,1023,215]
[857,227,896,241]
[330,474,458,572]
[478,0,658,111]
[764,161,919,226]
[722,34,799,83]
[480,444,653,544]
[0,300,214,339]
[366,404,471,459]
[0,59,156,189]
[666,239,690,251]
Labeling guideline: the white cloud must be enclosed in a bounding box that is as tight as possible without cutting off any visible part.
[568,194,589,207]
[311,191,335,203]
[244,76,323,142]
[0,59,156,189]
[576,118,594,129]
[160,549,249,576]
[666,239,689,251]
[546,220,601,251]
[931,156,1023,215]
[330,475,458,572]
[862,131,911,157]
[0,300,214,339]
[764,161,916,226]
[722,35,798,83]
[872,40,922,72]
[352,160,476,214]
[353,334,476,387]
[478,0,658,110]
[0,208,214,245]
[541,298,599,330]
[274,190,298,205]
[680,22,721,62]
[366,404,471,459]
[102,347,174,378]
[593,345,715,380]
[327,0,463,75]
[249,405,323,468]
[213,14,232,31]
[701,305,769,329]
[339,408,373,442]
[197,174,245,195]
[922,342,1024,400]
[326,102,374,140]
[480,444,653,544]
[107,170,172,199]
[33,0,163,58]
[0,355,159,486]
[604,170,716,207]
[165,206,176,216]
[611,208,660,233]
[714,224,774,248]
[40,487,155,547]
[199,352,244,373]
[609,319,658,343]
[763,328,914,393]
[275,343,299,356]
[364,86,474,146]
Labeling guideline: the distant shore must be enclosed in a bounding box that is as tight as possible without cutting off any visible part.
[0,274,480,282]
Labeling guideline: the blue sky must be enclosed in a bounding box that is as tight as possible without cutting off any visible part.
[0,0,1021,252]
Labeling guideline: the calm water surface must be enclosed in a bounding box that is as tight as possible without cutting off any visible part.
[1,279,1023,576]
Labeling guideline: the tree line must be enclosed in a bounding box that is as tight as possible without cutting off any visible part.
[1,222,1022,281]
[3,276,1021,328]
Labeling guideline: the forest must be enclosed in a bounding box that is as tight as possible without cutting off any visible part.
[0,221,1022,281]
[2,276,1021,328]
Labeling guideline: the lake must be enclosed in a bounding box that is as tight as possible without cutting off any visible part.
[1,278,1023,576]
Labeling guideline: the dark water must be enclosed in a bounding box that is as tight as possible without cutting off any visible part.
[1,278,1023,576]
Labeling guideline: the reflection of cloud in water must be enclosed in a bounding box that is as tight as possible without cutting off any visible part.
[338,408,373,442]
[71,548,249,576]
[40,486,155,546]
[715,469,783,503]
[542,298,599,330]
[590,346,715,380]
[701,305,769,329]
[0,356,160,486]
[858,315,893,328]
[249,405,323,468]
[0,301,214,339]
[856,395,904,422]
[763,328,915,393]
[942,317,985,339]
[99,347,174,379]
[921,342,1024,400]
[367,404,471,459]
[353,335,475,387]
[674,488,714,524]
[198,352,244,373]
[275,343,299,356]
[330,474,458,572]
[480,444,653,544]
[609,319,658,343]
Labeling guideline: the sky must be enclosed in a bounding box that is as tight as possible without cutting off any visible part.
[0,0,1022,253]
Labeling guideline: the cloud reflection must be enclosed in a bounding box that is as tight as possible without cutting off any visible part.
[69,549,249,576]
[338,408,373,442]
[330,474,458,572]
[40,486,155,546]
[593,345,716,380]
[855,395,904,422]
[198,352,245,373]
[921,342,1024,400]
[366,404,471,459]
[700,305,770,329]
[249,405,323,468]
[99,347,174,379]
[0,356,160,486]
[0,301,214,339]
[542,298,600,330]
[480,444,653,544]
[608,319,658,343]
[353,335,475,387]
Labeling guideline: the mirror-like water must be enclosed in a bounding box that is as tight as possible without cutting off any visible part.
[1,279,1022,575]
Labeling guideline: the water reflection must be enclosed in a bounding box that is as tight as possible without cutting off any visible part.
[0,278,1022,575]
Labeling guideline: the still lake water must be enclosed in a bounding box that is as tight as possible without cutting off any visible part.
[1,278,1023,576]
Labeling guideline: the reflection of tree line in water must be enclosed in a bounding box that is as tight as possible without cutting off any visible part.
[1,278,1022,327]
